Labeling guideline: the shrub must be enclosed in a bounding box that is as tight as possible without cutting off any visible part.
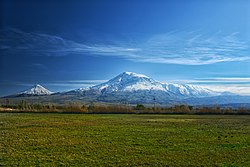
[135,104,145,110]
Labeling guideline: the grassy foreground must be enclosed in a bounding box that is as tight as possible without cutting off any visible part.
[0,114,250,166]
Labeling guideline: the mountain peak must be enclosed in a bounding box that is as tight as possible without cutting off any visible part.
[34,84,43,88]
[18,84,53,96]
[122,72,149,78]
[92,72,165,93]
[91,72,218,98]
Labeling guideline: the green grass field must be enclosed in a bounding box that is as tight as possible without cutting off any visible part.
[1,114,250,166]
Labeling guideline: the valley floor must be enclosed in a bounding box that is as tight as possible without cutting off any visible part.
[0,114,250,166]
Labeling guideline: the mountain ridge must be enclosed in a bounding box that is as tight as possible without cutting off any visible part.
[4,72,249,106]
[86,72,220,98]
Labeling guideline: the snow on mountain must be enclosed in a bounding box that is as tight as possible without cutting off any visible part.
[90,72,219,98]
[163,83,219,97]
[3,72,243,105]
[74,87,90,92]
[92,72,166,93]
[18,84,53,96]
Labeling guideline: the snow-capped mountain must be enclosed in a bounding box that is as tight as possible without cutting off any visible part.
[91,72,218,98]
[92,72,166,92]
[3,72,249,106]
[17,84,53,96]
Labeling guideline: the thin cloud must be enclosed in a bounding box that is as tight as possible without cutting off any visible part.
[46,83,94,88]
[52,80,107,86]
[43,80,107,89]
[3,80,106,93]
[170,77,250,95]
[62,80,108,83]
[170,77,250,84]
[136,31,250,65]
[1,28,250,65]
[193,77,250,83]
[31,63,47,70]
[201,84,250,95]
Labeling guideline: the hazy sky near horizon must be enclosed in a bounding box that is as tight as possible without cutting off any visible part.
[1,0,250,96]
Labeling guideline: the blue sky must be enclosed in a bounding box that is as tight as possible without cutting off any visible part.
[1,0,250,96]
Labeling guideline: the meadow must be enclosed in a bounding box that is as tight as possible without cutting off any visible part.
[1,113,250,166]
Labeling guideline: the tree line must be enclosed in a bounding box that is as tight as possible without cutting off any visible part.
[0,100,249,114]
